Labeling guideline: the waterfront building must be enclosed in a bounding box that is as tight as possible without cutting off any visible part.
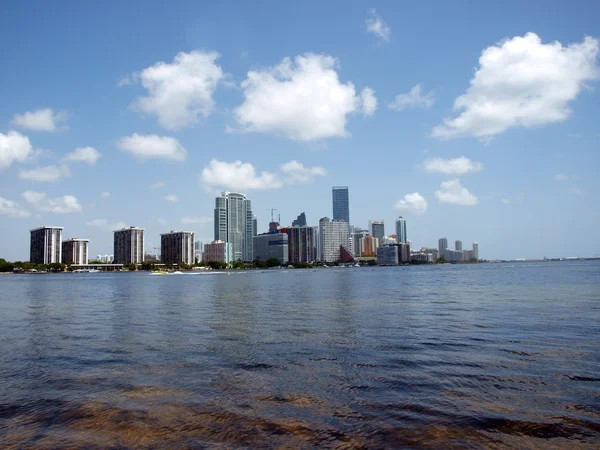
[313,226,320,262]
[377,245,398,266]
[113,227,144,264]
[398,243,411,263]
[369,220,385,246]
[253,232,289,264]
[319,217,350,263]
[332,186,350,225]
[194,240,203,262]
[411,252,429,263]
[292,212,307,227]
[144,253,159,262]
[395,217,407,244]
[283,226,315,263]
[97,254,113,263]
[445,249,464,262]
[252,215,257,237]
[359,235,379,257]
[463,249,473,261]
[473,242,479,260]
[351,229,369,257]
[30,226,62,264]
[62,238,89,265]
[161,231,195,265]
[455,240,463,251]
[204,240,233,264]
[214,192,253,261]
[438,238,448,260]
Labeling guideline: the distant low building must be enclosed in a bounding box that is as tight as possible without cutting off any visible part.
[253,232,289,265]
[204,240,233,264]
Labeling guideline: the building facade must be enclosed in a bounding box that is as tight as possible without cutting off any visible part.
[253,232,289,264]
[455,240,462,251]
[377,245,398,266]
[395,217,407,244]
[351,229,369,257]
[292,212,307,227]
[62,238,89,265]
[438,238,448,260]
[360,235,379,257]
[283,226,315,263]
[369,220,385,246]
[214,192,253,261]
[113,227,144,264]
[204,240,233,264]
[473,242,479,260]
[319,217,349,262]
[332,186,349,225]
[161,231,195,265]
[30,226,62,264]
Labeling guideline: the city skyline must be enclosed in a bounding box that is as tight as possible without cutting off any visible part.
[1,2,599,261]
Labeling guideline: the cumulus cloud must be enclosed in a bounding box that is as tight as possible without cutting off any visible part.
[18,164,70,182]
[117,134,187,161]
[365,9,390,42]
[394,192,428,216]
[422,157,483,175]
[201,159,283,191]
[149,181,165,189]
[359,87,378,116]
[86,218,127,230]
[23,190,82,214]
[125,50,225,130]
[0,131,34,170]
[0,197,31,218]
[280,160,326,183]
[554,173,569,181]
[389,84,435,111]
[181,216,212,225]
[435,179,478,206]
[432,33,600,140]
[233,53,369,141]
[164,195,178,202]
[63,146,101,165]
[11,108,68,132]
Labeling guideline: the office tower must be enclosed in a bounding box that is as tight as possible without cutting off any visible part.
[253,233,289,265]
[161,231,195,265]
[292,212,307,227]
[319,217,349,262]
[204,240,233,264]
[214,192,253,261]
[473,242,479,260]
[438,237,448,260]
[313,226,320,263]
[62,238,89,265]
[113,226,144,264]
[283,226,315,263]
[252,215,258,237]
[395,217,407,244]
[369,220,385,245]
[30,226,62,264]
[332,186,350,224]
[455,240,462,251]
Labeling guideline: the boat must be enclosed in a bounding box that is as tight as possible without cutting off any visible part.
[150,271,167,275]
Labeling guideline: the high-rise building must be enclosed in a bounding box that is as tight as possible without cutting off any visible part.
[214,192,253,261]
[253,232,289,264]
[292,212,307,227]
[194,240,203,261]
[369,220,385,246]
[351,229,369,256]
[62,238,89,265]
[360,235,379,257]
[161,231,195,265]
[204,240,233,264]
[473,242,479,260]
[252,215,258,237]
[332,186,349,225]
[113,227,144,264]
[283,226,315,263]
[455,240,462,251]
[319,217,349,262]
[438,237,448,260]
[30,226,62,264]
[395,217,407,244]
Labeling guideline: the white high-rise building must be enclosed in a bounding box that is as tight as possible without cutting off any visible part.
[30,226,62,264]
[473,242,479,260]
[319,217,349,262]
[395,217,407,244]
[161,231,195,265]
[214,192,254,261]
[438,237,448,260]
[62,238,89,265]
[455,240,462,251]
[113,227,144,264]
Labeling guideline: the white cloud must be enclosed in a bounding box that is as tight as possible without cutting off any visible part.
[149,181,165,189]
[233,53,367,141]
[554,173,569,181]
[86,218,127,230]
[365,9,390,42]
[359,87,377,116]
[117,134,187,161]
[23,190,82,214]
[0,197,31,218]
[181,216,212,225]
[100,192,111,198]
[394,192,428,216]
[201,159,283,191]
[11,108,68,132]
[570,187,584,196]
[164,195,178,202]
[18,164,70,182]
[502,193,525,205]
[389,84,435,111]
[126,50,225,130]
[280,160,326,183]
[432,33,600,140]
[435,179,478,206]
[0,131,34,170]
[422,157,483,175]
[63,146,101,165]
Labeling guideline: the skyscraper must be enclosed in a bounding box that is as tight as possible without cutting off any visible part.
[395,217,407,244]
[319,217,349,262]
[438,237,448,260]
[113,227,144,264]
[30,226,62,264]
[455,240,462,251]
[252,215,258,237]
[369,220,385,245]
[214,192,254,261]
[292,212,307,227]
[62,238,89,265]
[332,186,349,225]
[283,226,315,263]
[161,231,195,265]
[473,242,479,260]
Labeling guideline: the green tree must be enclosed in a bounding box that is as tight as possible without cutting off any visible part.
[266,258,280,268]
[436,258,449,264]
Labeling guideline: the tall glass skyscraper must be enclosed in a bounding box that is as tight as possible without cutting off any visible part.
[214,192,254,261]
[369,220,385,244]
[395,217,407,244]
[332,186,349,224]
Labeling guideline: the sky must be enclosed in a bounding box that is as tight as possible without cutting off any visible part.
[1,0,599,261]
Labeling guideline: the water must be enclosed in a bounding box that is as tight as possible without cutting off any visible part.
[1,262,599,448]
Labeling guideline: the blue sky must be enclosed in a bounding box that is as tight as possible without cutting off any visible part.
[1,0,599,261]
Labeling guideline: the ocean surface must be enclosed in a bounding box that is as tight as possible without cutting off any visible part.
[0,261,599,449]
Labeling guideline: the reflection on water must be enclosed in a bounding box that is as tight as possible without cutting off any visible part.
[1,262,599,448]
